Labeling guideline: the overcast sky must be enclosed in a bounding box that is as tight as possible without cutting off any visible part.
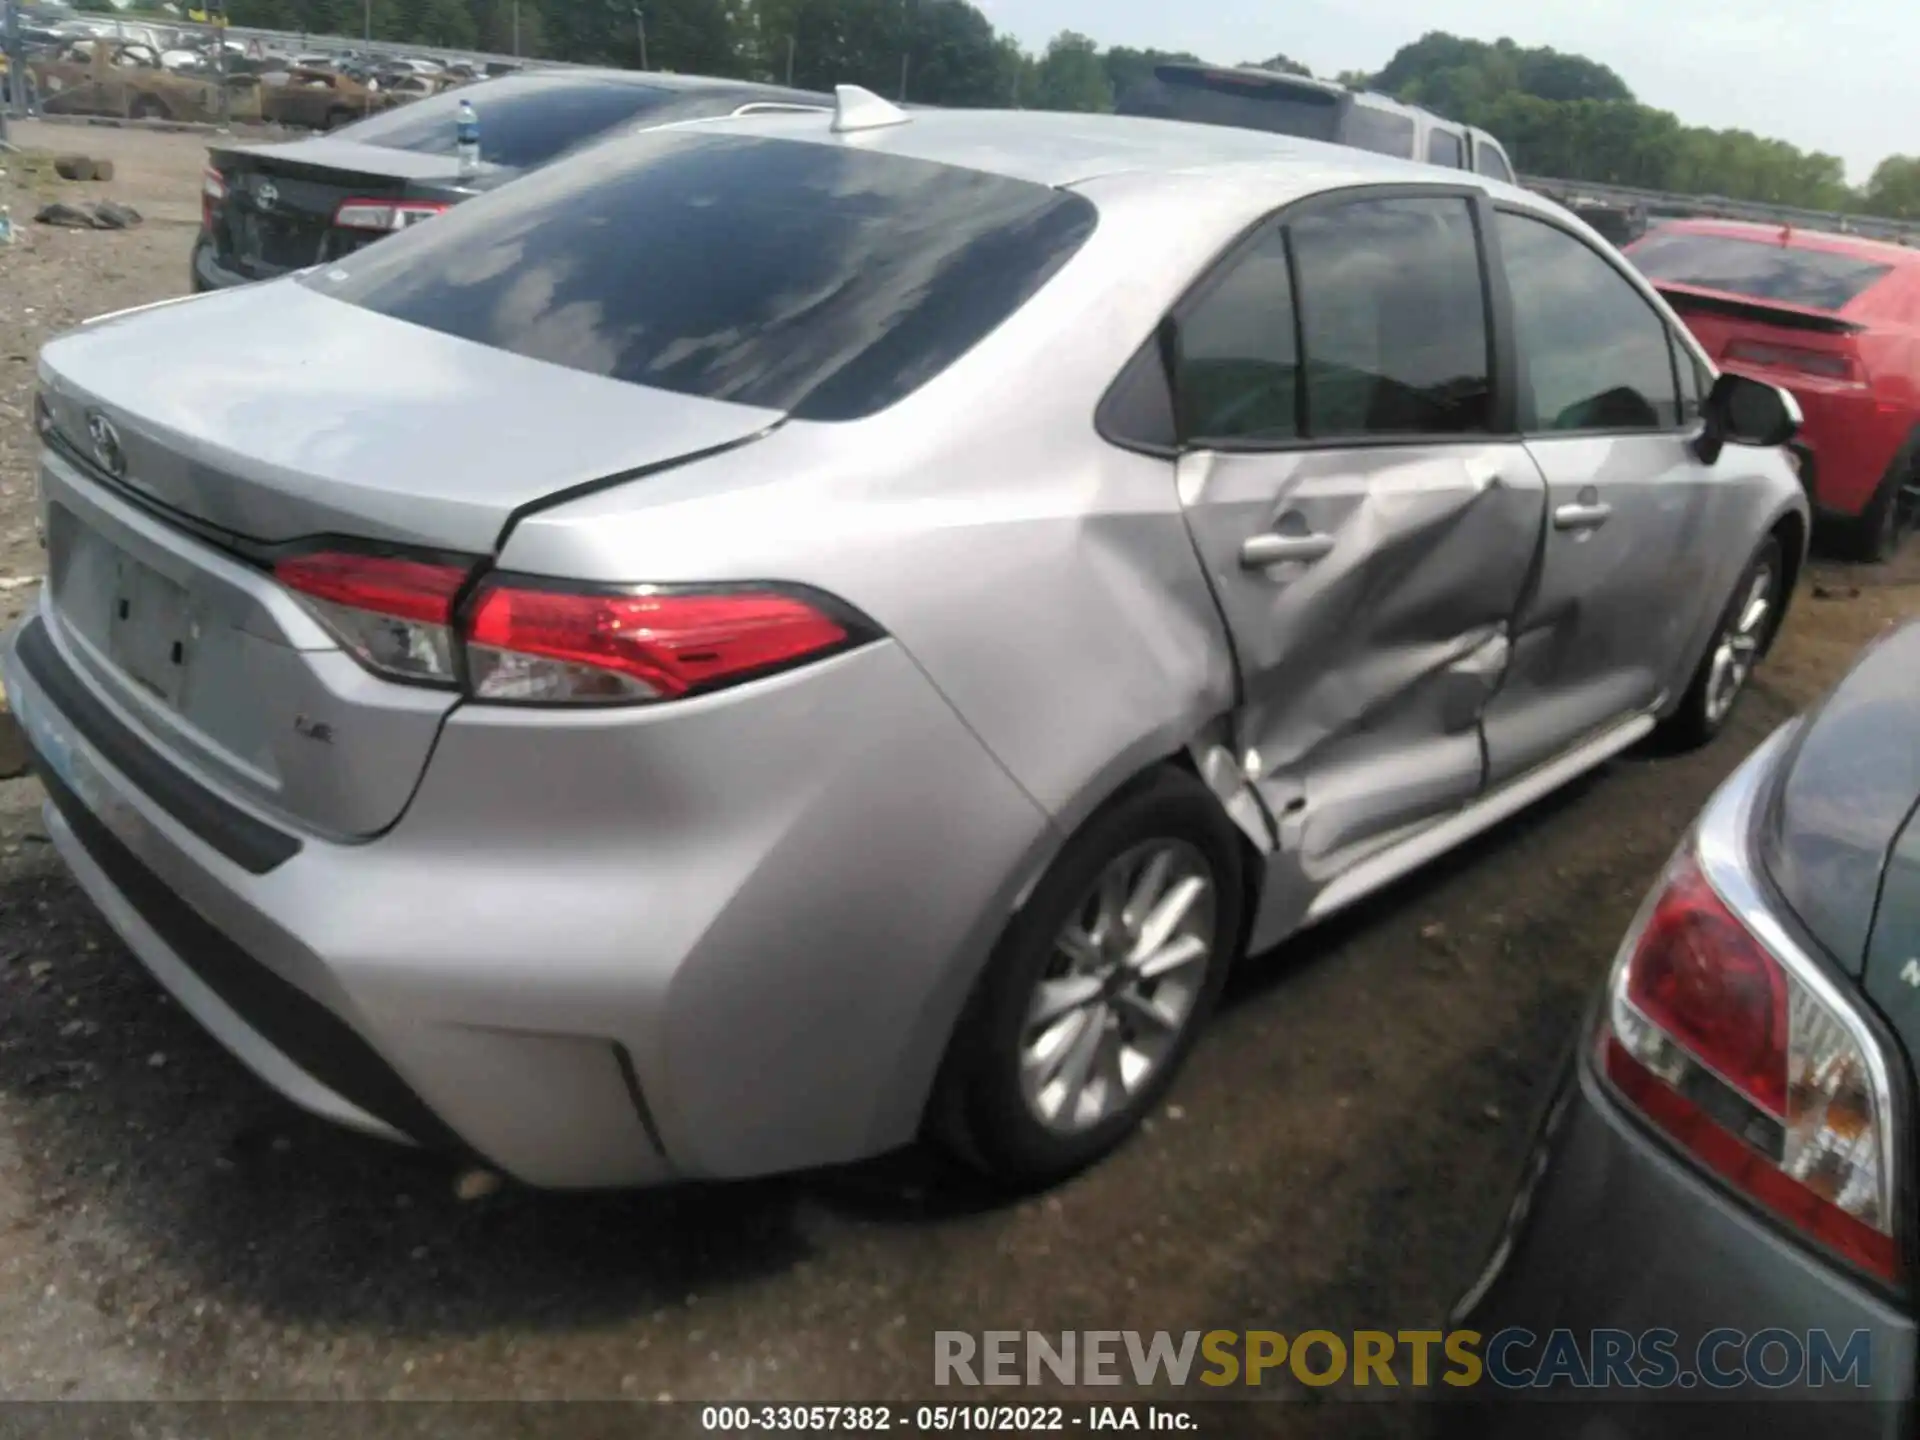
[978,0,1902,185]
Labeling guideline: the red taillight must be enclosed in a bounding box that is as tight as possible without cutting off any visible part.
[274,551,469,687]
[1724,337,1859,383]
[202,166,227,232]
[465,584,853,704]
[1624,861,1789,1115]
[1604,850,1899,1281]
[275,552,865,706]
[332,198,452,233]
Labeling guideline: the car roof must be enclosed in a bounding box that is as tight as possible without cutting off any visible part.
[695,104,1483,196]
[1649,217,1920,264]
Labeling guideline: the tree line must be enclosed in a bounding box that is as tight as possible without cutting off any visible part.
[207,2,1920,220]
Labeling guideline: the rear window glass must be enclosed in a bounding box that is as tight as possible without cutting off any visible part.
[333,75,670,171]
[305,132,1098,422]
[1117,67,1339,141]
[1629,232,1893,311]
[1341,104,1416,158]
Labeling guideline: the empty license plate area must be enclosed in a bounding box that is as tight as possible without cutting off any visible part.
[108,552,195,708]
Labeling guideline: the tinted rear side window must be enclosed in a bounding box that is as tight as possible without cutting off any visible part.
[1629,232,1893,311]
[1426,128,1464,168]
[306,132,1098,422]
[1341,104,1416,158]
[333,75,671,170]
[1290,196,1492,436]
[1118,67,1339,141]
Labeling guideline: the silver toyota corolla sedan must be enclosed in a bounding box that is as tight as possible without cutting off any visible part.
[4,89,1809,1191]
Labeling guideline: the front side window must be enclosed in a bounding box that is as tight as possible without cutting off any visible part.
[1290,195,1492,437]
[1498,211,1679,432]
[1426,128,1465,169]
[1176,228,1300,443]
[308,132,1097,423]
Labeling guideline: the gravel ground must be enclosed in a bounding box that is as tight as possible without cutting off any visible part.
[2,122,1918,1429]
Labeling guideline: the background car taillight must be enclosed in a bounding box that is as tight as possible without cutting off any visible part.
[1723,337,1861,384]
[465,582,858,704]
[332,198,451,233]
[1601,848,1899,1281]
[275,551,466,686]
[276,551,871,705]
[201,166,227,231]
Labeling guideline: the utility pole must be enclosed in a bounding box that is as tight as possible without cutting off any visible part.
[784,32,794,86]
[897,0,909,101]
[634,5,647,70]
[363,0,371,43]
[512,0,520,56]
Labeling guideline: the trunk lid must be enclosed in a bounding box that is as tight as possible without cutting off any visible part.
[33,284,782,838]
[1653,281,1866,382]
[1761,621,1920,980]
[207,137,499,280]
[37,279,783,554]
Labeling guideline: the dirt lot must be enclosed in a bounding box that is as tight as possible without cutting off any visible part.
[1,122,1918,1425]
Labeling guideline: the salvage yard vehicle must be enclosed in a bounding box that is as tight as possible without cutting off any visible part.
[256,65,392,131]
[10,93,1807,1192]
[1452,618,1920,1427]
[1630,219,1920,559]
[191,69,832,291]
[32,37,258,123]
[1116,62,1517,180]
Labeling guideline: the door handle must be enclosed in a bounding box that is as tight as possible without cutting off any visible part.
[1552,501,1614,531]
[1240,532,1336,568]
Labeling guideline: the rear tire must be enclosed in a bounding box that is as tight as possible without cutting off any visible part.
[1848,440,1919,563]
[1655,534,1786,751]
[930,767,1244,1191]
[129,95,168,122]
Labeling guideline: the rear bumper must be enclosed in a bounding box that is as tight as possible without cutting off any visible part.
[1447,1045,1916,1436]
[2,607,1053,1188]
[190,233,258,293]
[1729,370,1912,519]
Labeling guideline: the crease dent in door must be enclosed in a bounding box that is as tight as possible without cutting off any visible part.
[1241,463,1528,754]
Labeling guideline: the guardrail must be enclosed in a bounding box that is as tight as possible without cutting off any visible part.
[1522,173,1920,245]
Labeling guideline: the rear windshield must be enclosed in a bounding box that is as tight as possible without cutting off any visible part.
[332,74,671,171]
[304,132,1098,422]
[1629,231,1893,311]
[1117,66,1339,141]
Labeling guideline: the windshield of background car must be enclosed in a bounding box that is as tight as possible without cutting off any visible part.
[304,131,1099,423]
[1629,231,1894,311]
[331,75,671,170]
[1117,66,1340,140]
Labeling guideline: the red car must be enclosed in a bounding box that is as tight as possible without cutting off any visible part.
[1628,219,1920,559]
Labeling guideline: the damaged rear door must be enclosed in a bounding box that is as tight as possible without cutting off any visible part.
[1172,189,1544,928]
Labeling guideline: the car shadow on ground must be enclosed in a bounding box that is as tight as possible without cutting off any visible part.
[0,677,1788,1350]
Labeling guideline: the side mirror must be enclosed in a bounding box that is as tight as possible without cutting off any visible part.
[1693,372,1801,465]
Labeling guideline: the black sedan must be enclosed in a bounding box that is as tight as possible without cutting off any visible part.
[1452,617,1920,1431]
[192,69,831,291]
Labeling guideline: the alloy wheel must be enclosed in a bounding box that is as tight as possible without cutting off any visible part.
[1704,559,1777,726]
[1018,839,1216,1134]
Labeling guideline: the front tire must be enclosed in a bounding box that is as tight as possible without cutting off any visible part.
[932,767,1245,1190]
[1656,534,1785,751]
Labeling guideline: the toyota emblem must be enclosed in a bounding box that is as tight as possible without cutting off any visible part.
[255,178,279,209]
[85,409,125,478]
